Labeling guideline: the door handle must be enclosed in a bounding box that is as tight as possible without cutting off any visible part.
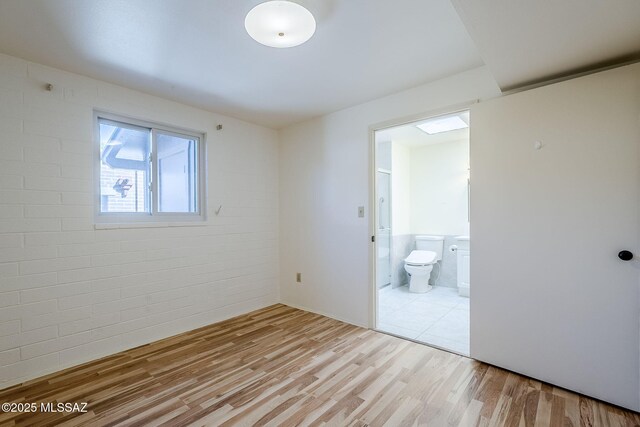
[618,250,634,261]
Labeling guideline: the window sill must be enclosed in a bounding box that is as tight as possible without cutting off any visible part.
[94,221,208,230]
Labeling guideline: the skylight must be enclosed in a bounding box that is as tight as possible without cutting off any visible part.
[416,115,468,135]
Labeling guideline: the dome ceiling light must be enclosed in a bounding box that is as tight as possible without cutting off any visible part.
[245,1,316,48]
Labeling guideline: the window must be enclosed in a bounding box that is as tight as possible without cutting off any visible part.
[96,113,205,222]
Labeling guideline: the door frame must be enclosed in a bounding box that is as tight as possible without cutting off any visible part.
[368,100,477,333]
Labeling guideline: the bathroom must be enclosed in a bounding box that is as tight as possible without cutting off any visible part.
[375,111,471,355]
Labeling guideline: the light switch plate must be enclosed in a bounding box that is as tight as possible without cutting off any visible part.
[358,206,365,217]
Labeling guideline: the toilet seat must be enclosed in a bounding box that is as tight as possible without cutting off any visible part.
[404,250,437,266]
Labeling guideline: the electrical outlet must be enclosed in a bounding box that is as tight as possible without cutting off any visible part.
[296,273,302,283]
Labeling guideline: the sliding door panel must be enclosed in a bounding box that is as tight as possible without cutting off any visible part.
[470,63,640,410]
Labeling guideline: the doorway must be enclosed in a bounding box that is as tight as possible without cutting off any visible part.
[373,110,471,356]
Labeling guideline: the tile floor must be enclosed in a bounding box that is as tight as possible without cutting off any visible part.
[377,285,470,356]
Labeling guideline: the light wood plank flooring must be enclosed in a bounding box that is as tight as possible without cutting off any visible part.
[1,304,638,426]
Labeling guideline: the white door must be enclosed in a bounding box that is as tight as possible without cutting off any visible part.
[471,63,640,410]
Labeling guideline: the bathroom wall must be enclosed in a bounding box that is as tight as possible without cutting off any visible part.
[391,142,411,235]
[389,142,412,287]
[390,234,413,287]
[437,235,459,288]
[410,138,469,288]
[410,138,469,236]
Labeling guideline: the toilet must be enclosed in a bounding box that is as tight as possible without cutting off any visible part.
[404,235,444,293]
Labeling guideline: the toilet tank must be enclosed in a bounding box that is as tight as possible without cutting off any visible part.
[415,235,444,260]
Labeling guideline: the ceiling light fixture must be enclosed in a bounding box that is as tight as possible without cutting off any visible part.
[245,1,316,48]
[416,115,469,135]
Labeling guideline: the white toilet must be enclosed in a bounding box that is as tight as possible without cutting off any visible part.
[404,235,444,293]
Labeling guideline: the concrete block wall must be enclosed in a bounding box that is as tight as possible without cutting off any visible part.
[0,53,279,388]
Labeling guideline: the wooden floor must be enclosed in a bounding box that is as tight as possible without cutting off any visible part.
[1,305,639,426]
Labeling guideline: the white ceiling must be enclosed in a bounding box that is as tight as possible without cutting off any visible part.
[451,0,640,90]
[0,0,483,128]
[1,1,638,128]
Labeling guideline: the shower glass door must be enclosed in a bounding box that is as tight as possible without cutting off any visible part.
[376,170,391,288]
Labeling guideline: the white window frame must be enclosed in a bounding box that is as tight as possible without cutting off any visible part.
[94,111,207,224]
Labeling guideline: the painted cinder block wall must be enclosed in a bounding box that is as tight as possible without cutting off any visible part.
[0,53,279,388]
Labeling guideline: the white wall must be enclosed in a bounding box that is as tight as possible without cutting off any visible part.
[410,139,469,236]
[0,53,279,388]
[279,66,500,326]
[391,142,411,236]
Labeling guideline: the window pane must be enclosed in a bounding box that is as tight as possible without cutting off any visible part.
[157,132,198,213]
[99,120,151,213]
